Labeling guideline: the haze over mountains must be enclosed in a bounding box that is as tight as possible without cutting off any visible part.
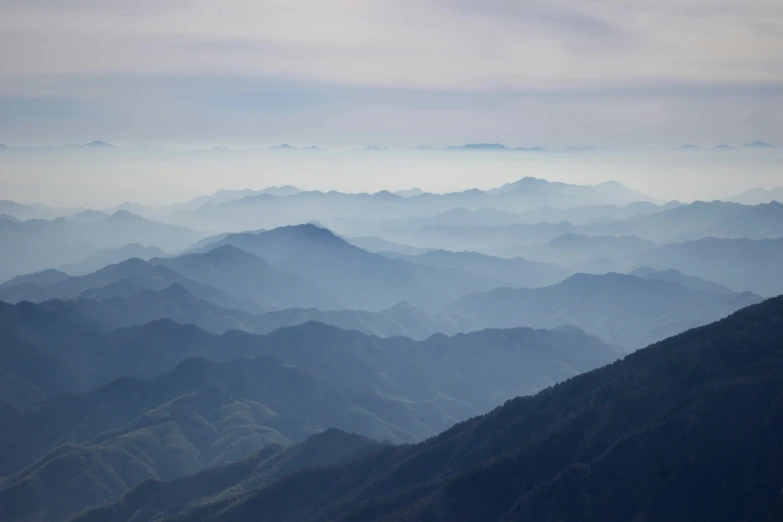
[4,0,783,515]
[1,173,781,522]
[71,295,783,522]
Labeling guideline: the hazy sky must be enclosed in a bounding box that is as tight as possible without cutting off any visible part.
[1,0,782,147]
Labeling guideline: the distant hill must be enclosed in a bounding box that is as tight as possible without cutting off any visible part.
[56,243,167,275]
[392,187,425,197]
[626,236,783,296]
[388,206,528,228]
[589,200,783,242]
[165,179,656,232]
[448,143,510,150]
[150,245,340,310]
[92,295,783,522]
[501,233,658,271]
[346,235,433,255]
[514,200,677,226]
[391,249,570,289]
[66,209,110,222]
[0,268,70,289]
[40,285,475,340]
[630,266,734,294]
[729,187,783,205]
[363,221,580,254]
[447,272,762,349]
[0,211,203,281]
[0,299,618,413]
[0,200,73,221]
[259,185,303,196]
[199,224,460,310]
[0,257,263,313]
[488,177,654,205]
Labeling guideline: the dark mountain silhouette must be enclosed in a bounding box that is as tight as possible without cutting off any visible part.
[627,237,783,296]
[448,272,762,349]
[95,295,783,522]
[150,245,340,310]
[630,266,734,294]
[40,285,474,340]
[743,140,774,148]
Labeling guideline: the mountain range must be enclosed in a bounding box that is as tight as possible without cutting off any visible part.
[0,211,203,282]
[730,187,783,205]
[448,272,762,349]
[67,294,783,522]
[2,168,783,522]
[163,177,656,232]
[197,224,502,310]
[0,306,620,519]
[38,284,474,340]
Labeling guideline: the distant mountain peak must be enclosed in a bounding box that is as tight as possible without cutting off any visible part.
[743,140,774,148]
[449,143,510,150]
[202,243,251,258]
[259,185,302,196]
[160,282,195,297]
[389,300,415,311]
[393,187,425,197]
[84,140,114,148]
[107,209,145,221]
[295,222,340,238]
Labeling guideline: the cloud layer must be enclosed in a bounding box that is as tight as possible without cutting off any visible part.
[0,0,781,145]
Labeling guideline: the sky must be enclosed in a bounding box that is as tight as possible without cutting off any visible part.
[1,0,782,148]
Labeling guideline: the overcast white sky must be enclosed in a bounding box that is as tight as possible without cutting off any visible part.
[1,0,782,147]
